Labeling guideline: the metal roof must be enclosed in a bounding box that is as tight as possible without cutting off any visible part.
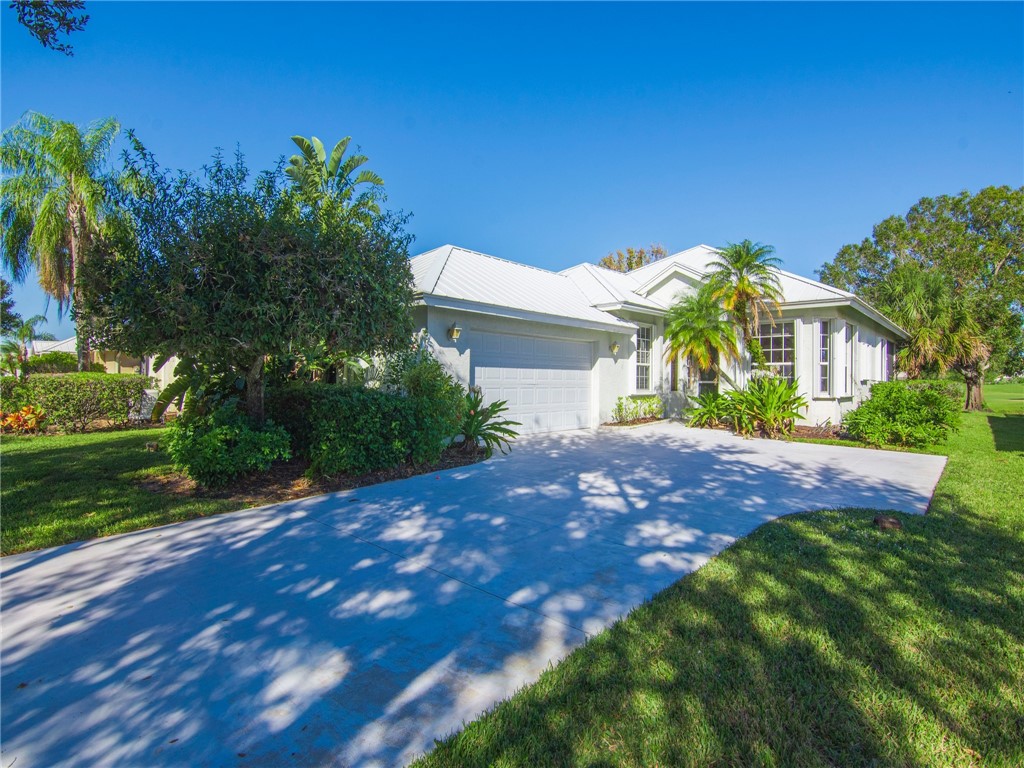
[410,245,635,332]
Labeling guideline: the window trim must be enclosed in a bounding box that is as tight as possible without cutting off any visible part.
[755,320,796,384]
[814,318,832,398]
[634,324,654,392]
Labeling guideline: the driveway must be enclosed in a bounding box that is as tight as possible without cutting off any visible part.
[0,423,947,767]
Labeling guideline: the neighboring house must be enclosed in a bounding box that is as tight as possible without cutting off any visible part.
[30,338,157,378]
[412,243,907,434]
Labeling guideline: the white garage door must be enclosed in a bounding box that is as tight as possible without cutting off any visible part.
[471,331,593,434]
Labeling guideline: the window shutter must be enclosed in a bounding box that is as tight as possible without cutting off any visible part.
[814,319,831,398]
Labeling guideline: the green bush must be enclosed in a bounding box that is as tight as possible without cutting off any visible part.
[267,374,465,477]
[843,380,961,447]
[612,395,664,424]
[306,387,416,476]
[460,389,521,457]
[0,378,29,411]
[167,406,291,487]
[11,373,151,433]
[687,377,808,438]
[403,358,466,464]
[23,352,78,374]
[687,391,729,428]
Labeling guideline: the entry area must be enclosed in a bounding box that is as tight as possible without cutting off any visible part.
[470,331,593,434]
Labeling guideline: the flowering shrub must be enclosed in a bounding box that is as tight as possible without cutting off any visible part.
[1,405,47,434]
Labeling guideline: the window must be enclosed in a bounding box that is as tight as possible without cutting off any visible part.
[817,319,832,396]
[843,324,857,396]
[635,325,652,390]
[755,321,795,382]
[883,339,895,382]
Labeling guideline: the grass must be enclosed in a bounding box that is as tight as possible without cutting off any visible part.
[0,427,238,555]
[414,383,1024,768]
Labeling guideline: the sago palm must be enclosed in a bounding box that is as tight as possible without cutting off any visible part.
[665,284,740,390]
[0,111,120,370]
[706,240,784,345]
[285,135,384,219]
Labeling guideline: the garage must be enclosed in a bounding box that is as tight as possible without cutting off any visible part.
[471,331,593,434]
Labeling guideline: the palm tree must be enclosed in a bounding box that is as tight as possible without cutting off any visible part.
[285,135,384,220]
[877,262,989,409]
[664,284,741,391]
[0,111,120,371]
[706,240,784,346]
[1,314,51,377]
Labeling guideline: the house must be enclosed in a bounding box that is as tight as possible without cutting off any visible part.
[30,338,164,380]
[412,244,907,434]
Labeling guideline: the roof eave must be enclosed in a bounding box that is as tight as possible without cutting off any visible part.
[421,294,637,334]
[779,298,909,339]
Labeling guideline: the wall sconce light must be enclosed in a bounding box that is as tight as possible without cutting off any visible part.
[610,342,620,356]
[448,322,462,341]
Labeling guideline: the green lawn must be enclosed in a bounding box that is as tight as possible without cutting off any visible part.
[414,383,1024,768]
[0,427,238,555]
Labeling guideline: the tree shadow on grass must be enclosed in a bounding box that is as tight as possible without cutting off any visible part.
[987,413,1024,453]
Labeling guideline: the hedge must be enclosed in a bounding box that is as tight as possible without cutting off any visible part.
[22,352,104,375]
[1,373,152,433]
[266,366,464,477]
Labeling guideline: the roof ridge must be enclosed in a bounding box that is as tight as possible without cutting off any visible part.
[775,267,854,298]
[447,244,567,278]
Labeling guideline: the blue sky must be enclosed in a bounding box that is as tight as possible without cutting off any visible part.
[3,1,1022,339]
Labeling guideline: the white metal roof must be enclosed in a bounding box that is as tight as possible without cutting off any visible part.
[30,337,77,355]
[411,242,906,339]
[410,245,635,332]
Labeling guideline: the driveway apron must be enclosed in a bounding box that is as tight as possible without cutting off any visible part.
[0,423,947,767]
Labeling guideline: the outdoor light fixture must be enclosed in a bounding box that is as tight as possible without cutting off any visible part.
[610,342,620,355]
[448,322,462,341]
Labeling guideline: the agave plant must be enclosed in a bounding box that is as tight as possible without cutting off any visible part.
[460,389,521,458]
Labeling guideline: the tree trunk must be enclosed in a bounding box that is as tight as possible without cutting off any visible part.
[962,367,984,411]
[69,203,91,372]
[245,355,266,424]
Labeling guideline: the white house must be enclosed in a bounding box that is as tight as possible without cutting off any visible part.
[412,243,906,434]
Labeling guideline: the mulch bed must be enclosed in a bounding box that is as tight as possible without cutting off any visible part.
[143,447,485,507]
[601,417,665,427]
[790,424,848,440]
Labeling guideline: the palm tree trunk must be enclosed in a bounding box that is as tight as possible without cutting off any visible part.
[961,366,984,411]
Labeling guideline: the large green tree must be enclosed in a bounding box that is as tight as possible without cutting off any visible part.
[664,284,741,390]
[597,244,668,272]
[706,240,784,346]
[81,139,415,422]
[0,111,120,370]
[817,186,1024,406]
[8,0,89,56]
[0,278,22,335]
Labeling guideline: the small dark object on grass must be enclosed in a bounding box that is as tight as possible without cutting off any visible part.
[145,441,159,452]
[874,514,903,531]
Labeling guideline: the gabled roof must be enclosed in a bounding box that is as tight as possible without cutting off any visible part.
[410,245,635,332]
[410,242,907,340]
[30,337,77,355]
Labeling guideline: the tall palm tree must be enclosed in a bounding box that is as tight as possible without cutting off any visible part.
[665,284,741,391]
[706,240,784,346]
[285,135,384,220]
[877,262,989,408]
[1,111,120,370]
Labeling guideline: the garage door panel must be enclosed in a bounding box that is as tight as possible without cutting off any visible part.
[470,332,593,434]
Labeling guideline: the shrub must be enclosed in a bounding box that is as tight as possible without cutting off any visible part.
[13,373,151,433]
[22,352,105,375]
[402,357,466,465]
[460,389,521,458]
[305,387,416,476]
[0,378,29,411]
[687,377,808,438]
[725,376,809,438]
[612,395,664,424]
[1,405,47,434]
[167,406,291,487]
[687,391,729,428]
[267,355,466,476]
[843,380,960,447]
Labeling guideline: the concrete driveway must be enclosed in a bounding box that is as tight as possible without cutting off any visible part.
[1,423,946,767]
